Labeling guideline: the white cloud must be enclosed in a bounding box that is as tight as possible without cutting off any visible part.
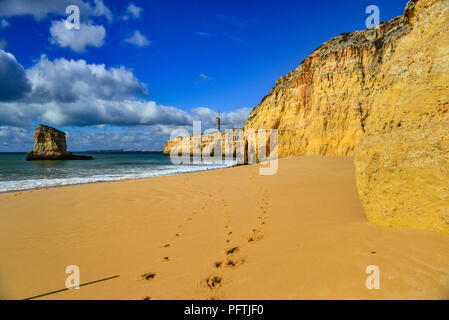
[0,126,34,151]
[0,49,32,101]
[123,4,143,20]
[49,20,106,53]
[0,51,251,150]
[199,73,211,81]
[0,126,168,152]
[124,31,150,47]
[26,55,148,103]
[1,19,9,28]
[190,107,251,130]
[66,130,164,151]
[0,0,112,22]
[90,0,113,22]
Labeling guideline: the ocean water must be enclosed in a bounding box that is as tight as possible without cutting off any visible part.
[0,152,236,193]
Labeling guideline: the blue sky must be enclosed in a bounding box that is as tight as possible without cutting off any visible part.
[0,0,408,151]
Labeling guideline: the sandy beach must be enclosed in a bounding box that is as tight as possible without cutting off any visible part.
[1,156,449,300]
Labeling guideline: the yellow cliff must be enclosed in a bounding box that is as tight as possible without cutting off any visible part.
[164,0,449,234]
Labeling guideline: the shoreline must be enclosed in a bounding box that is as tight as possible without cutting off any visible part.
[1,156,449,300]
[0,162,238,195]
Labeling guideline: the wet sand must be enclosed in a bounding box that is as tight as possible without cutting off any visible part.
[1,156,448,300]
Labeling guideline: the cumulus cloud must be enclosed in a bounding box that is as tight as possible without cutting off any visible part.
[66,130,165,151]
[0,51,251,150]
[0,126,168,152]
[124,31,150,47]
[0,126,34,151]
[27,55,148,103]
[0,39,7,50]
[0,50,32,101]
[0,102,44,126]
[0,52,250,128]
[0,0,112,22]
[190,107,251,130]
[1,19,9,28]
[123,4,143,20]
[49,20,106,53]
[89,0,113,22]
[0,105,251,149]
[0,102,251,149]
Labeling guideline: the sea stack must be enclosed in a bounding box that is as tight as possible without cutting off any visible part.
[26,125,93,161]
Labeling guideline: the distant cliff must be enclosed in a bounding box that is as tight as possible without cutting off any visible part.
[163,129,245,158]
[164,0,449,234]
[26,125,93,160]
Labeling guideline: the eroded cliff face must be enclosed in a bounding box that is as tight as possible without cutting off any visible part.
[163,129,245,159]
[244,0,449,234]
[163,0,448,234]
[244,10,410,156]
[354,0,449,234]
[32,125,68,155]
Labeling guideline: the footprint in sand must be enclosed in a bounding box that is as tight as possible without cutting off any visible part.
[248,230,264,244]
[139,272,156,281]
[217,193,234,246]
[214,258,245,269]
[204,276,223,289]
[226,246,239,256]
[225,258,245,268]
[248,234,263,244]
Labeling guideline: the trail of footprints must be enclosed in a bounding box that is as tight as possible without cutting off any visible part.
[138,178,210,298]
[202,176,270,298]
[138,176,271,300]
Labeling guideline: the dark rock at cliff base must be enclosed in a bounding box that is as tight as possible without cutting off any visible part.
[26,125,93,161]
[26,152,93,160]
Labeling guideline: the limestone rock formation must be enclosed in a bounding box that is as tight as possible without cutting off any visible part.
[164,0,448,234]
[245,0,449,234]
[354,0,449,234]
[163,136,183,156]
[26,125,93,160]
[163,129,245,159]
